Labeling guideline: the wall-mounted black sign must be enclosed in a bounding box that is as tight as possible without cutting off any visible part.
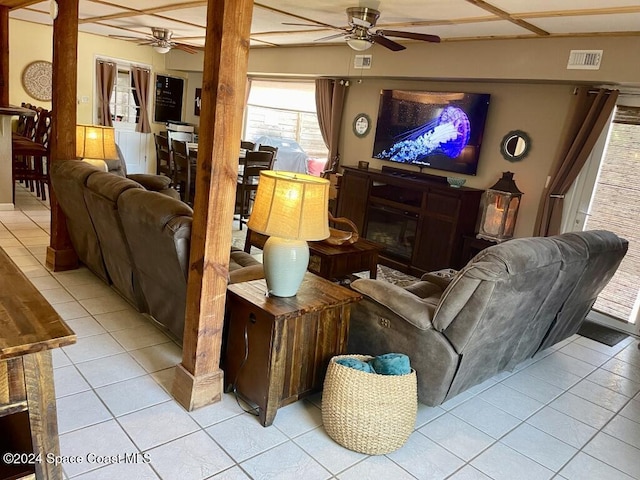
[154,74,184,123]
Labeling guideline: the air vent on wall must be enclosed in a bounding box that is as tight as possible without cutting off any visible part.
[567,50,603,70]
[354,55,372,69]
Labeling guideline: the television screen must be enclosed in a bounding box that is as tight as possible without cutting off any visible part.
[372,90,491,176]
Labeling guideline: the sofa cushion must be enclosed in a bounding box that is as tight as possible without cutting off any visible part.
[49,160,109,282]
[537,230,628,351]
[432,236,565,400]
[118,189,193,340]
[128,173,172,191]
[229,248,264,283]
[84,171,145,309]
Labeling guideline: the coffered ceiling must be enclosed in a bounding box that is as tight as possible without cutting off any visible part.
[3,0,640,52]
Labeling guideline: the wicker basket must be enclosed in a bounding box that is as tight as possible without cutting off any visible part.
[322,354,417,455]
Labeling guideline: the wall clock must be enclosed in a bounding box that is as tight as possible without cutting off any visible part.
[22,61,53,102]
[353,113,371,137]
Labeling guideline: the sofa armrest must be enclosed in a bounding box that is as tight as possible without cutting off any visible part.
[350,278,436,331]
[128,174,172,191]
[229,264,264,284]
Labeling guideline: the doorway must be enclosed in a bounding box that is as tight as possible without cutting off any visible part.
[563,94,640,335]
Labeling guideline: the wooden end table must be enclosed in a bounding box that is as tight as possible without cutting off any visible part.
[244,229,383,281]
[223,273,361,426]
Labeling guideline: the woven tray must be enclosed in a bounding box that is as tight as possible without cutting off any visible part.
[322,354,417,455]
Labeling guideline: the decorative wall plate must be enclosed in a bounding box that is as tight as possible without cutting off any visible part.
[353,113,371,137]
[22,61,53,102]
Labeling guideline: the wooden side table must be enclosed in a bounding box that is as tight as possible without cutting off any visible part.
[244,229,383,280]
[1,247,76,480]
[224,273,361,426]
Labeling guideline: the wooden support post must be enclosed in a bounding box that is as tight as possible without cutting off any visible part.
[0,7,9,107]
[46,0,79,272]
[173,0,254,410]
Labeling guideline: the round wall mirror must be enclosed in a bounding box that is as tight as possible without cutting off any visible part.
[500,130,531,162]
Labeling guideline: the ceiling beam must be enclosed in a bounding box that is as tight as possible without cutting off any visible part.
[514,6,640,19]
[464,0,550,36]
[0,0,40,9]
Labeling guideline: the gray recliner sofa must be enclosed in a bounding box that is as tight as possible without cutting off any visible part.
[347,230,628,406]
[50,159,264,341]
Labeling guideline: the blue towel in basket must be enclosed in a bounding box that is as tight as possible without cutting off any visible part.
[335,358,375,373]
[336,354,411,375]
[370,353,411,375]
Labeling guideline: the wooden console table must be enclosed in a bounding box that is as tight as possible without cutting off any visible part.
[0,247,76,480]
[244,229,383,280]
[224,273,361,426]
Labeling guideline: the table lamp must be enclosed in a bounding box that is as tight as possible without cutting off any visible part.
[76,124,119,170]
[247,171,330,297]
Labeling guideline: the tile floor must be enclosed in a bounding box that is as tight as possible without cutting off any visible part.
[2,183,640,480]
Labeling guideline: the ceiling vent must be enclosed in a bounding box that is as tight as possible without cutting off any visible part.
[567,50,603,70]
[354,54,372,69]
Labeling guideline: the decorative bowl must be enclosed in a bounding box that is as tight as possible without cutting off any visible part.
[447,177,466,188]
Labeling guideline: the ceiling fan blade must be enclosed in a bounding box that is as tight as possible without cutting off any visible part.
[174,43,198,54]
[378,30,441,43]
[109,34,151,41]
[371,34,405,51]
[315,32,347,42]
[282,21,344,31]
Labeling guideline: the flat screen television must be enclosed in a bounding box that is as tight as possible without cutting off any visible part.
[372,90,491,176]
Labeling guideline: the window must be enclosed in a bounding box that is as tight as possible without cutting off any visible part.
[95,58,150,128]
[243,80,328,161]
[111,67,139,125]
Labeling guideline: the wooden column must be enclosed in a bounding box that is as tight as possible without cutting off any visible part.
[46,0,79,272]
[173,0,254,410]
[0,6,8,106]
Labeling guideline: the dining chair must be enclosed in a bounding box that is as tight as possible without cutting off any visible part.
[257,144,278,158]
[240,140,255,151]
[235,150,274,229]
[154,133,174,180]
[12,107,52,201]
[172,139,196,206]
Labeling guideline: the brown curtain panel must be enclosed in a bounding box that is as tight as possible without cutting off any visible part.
[315,78,347,175]
[534,87,619,237]
[96,60,116,126]
[131,66,151,133]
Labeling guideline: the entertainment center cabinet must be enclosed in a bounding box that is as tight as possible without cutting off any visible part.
[336,166,484,276]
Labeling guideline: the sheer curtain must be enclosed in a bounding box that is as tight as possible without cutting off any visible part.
[534,87,619,236]
[315,78,347,175]
[96,60,116,126]
[131,66,151,133]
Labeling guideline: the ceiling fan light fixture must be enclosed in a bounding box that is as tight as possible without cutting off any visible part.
[346,37,373,51]
[154,45,171,54]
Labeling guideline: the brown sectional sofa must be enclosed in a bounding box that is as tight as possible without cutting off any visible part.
[50,160,263,341]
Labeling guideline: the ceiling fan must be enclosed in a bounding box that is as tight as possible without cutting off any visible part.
[109,28,198,54]
[286,7,440,52]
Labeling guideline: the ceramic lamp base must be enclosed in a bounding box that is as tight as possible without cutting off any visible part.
[263,236,309,297]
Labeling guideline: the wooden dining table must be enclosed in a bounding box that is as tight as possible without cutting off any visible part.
[1,246,76,480]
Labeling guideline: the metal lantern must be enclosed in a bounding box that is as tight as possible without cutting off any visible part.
[477,172,523,243]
